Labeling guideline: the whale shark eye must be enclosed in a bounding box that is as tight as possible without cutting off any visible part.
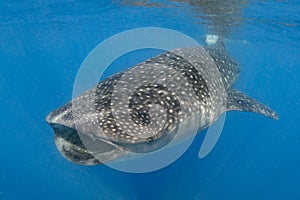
[146,137,153,143]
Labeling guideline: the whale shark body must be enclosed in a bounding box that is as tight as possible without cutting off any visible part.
[46,37,278,165]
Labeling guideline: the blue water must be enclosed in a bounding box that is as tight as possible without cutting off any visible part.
[0,1,299,199]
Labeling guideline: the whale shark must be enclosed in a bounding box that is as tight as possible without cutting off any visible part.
[46,36,278,165]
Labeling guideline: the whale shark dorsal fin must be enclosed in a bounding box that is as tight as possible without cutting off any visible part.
[226,89,279,120]
[205,34,225,50]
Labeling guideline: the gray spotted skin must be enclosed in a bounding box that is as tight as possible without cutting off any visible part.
[46,41,278,165]
[204,37,240,89]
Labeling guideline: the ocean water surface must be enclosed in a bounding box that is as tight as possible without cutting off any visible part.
[0,0,299,199]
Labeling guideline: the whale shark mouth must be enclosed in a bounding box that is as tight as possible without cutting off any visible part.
[50,123,101,165]
[48,122,128,165]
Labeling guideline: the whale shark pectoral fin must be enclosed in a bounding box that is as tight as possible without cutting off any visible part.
[226,89,279,120]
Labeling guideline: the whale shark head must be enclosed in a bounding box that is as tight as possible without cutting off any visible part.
[46,102,99,165]
[46,99,132,165]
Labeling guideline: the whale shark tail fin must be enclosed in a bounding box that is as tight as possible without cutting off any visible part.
[226,89,279,120]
